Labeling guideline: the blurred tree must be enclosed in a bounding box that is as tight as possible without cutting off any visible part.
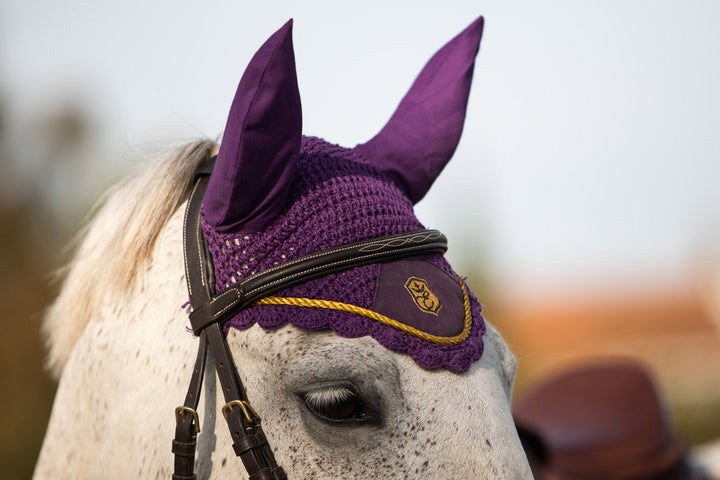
[0,205,58,480]
[0,95,98,479]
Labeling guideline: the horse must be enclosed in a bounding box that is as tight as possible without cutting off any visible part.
[33,18,533,479]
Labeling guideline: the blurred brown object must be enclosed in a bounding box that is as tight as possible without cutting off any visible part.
[0,205,58,480]
[514,359,710,479]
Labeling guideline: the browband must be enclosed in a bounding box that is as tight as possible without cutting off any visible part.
[188,228,448,334]
[173,157,448,480]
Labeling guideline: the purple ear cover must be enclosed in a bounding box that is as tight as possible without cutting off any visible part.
[203,19,302,233]
[353,16,484,204]
[198,18,490,373]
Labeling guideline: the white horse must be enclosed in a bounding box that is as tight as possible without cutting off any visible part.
[34,18,532,479]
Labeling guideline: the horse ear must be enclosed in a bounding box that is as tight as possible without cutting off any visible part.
[203,19,302,233]
[353,17,484,204]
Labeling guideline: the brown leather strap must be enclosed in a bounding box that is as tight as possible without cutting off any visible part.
[172,169,212,480]
[172,332,206,480]
[175,162,287,480]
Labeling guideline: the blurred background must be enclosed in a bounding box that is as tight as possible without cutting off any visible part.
[1,1,719,478]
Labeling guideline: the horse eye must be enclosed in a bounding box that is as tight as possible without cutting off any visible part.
[301,384,366,423]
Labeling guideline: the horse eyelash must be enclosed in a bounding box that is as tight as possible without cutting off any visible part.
[303,386,356,409]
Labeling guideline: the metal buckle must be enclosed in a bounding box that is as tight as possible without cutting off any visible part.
[175,406,201,434]
[222,400,262,430]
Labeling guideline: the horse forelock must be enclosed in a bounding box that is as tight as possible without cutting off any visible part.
[42,139,218,379]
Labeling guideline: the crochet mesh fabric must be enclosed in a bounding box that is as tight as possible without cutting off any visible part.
[201,136,485,372]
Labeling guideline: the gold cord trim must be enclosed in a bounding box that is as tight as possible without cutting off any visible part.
[252,280,472,345]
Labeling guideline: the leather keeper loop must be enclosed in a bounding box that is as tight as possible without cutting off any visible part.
[232,430,268,457]
[249,466,287,480]
[172,439,197,456]
[172,474,197,480]
[188,304,213,334]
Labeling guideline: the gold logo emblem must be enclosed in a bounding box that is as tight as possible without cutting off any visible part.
[404,277,442,315]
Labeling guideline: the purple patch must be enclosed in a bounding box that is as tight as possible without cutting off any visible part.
[374,259,466,338]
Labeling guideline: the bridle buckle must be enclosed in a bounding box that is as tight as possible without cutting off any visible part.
[222,400,261,431]
[175,406,201,435]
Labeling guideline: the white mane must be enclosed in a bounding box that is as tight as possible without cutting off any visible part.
[42,139,218,378]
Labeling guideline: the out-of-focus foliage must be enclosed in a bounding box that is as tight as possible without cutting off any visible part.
[0,96,97,480]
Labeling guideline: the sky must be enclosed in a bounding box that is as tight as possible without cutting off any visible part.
[2,0,719,298]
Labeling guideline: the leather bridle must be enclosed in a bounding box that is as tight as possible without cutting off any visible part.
[173,157,449,480]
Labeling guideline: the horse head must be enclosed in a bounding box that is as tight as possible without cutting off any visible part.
[35,18,532,479]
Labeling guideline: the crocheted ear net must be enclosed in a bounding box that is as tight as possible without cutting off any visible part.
[201,136,485,372]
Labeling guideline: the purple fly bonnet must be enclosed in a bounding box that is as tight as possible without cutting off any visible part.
[200,18,486,373]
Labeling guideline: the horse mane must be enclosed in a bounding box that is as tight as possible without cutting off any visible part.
[43,139,218,379]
